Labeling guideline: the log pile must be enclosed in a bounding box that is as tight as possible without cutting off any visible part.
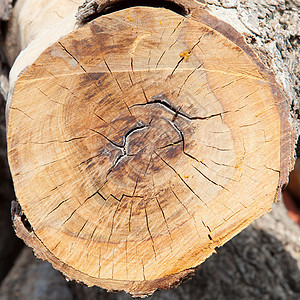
[0,0,299,298]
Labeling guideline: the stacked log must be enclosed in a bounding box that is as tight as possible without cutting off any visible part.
[0,0,299,297]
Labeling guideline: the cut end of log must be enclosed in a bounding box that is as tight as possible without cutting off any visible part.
[6,4,295,297]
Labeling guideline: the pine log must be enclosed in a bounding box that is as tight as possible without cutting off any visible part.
[4,0,297,297]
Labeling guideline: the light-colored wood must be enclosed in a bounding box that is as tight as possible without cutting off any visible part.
[3,0,82,67]
[0,0,13,21]
[6,1,294,297]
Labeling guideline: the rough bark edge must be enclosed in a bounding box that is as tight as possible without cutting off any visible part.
[76,0,205,23]
[190,8,296,192]
[205,0,300,147]
[9,2,296,297]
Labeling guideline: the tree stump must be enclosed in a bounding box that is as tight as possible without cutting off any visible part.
[5,0,295,297]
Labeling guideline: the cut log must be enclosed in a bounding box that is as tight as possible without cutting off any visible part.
[5,0,296,297]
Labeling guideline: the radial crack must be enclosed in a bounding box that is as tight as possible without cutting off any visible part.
[141,258,146,281]
[169,56,184,78]
[107,202,121,244]
[103,58,123,92]
[128,200,133,232]
[129,97,224,121]
[170,187,203,241]
[170,19,184,36]
[44,197,71,220]
[156,50,166,68]
[201,220,211,232]
[177,63,203,97]
[58,41,88,74]
[141,87,149,103]
[158,140,182,149]
[264,165,280,173]
[193,165,228,190]
[128,72,134,86]
[154,151,209,209]
[10,107,33,120]
[76,220,88,237]
[205,144,232,152]
[167,120,199,163]
[103,57,132,116]
[143,154,153,176]
[90,128,123,148]
[94,112,115,130]
[208,158,235,168]
[154,195,174,248]
[144,206,157,260]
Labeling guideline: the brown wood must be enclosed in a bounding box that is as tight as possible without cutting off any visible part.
[5,0,295,297]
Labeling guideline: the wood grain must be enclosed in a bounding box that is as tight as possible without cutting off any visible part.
[6,5,294,297]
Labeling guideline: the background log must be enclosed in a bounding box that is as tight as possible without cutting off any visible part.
[0,27,24,284]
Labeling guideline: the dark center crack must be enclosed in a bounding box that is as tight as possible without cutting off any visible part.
[129,92,224,121]
[102,120,152,182]
[86,91,228,206]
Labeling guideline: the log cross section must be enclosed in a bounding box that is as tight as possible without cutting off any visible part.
[7,4,294,297]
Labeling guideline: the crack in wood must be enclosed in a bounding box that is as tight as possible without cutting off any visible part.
[154,194,174,248]
[193,165,228,191]
[177,63,204,97]
[144,205,158,260]
[169,56,185,78]
[102,57,133,116]
[10,107,33,120]
[107,201,121,244]
[44,197,72,220]
[129,94,224,121]
[154,151,208,208]
[58,41,88,74]
[170,19,185,36]
[167,120,200,163]
[169,188,203,241]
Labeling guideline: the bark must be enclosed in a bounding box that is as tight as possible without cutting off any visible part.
[1,1,299,299]
[203,0,300,142]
